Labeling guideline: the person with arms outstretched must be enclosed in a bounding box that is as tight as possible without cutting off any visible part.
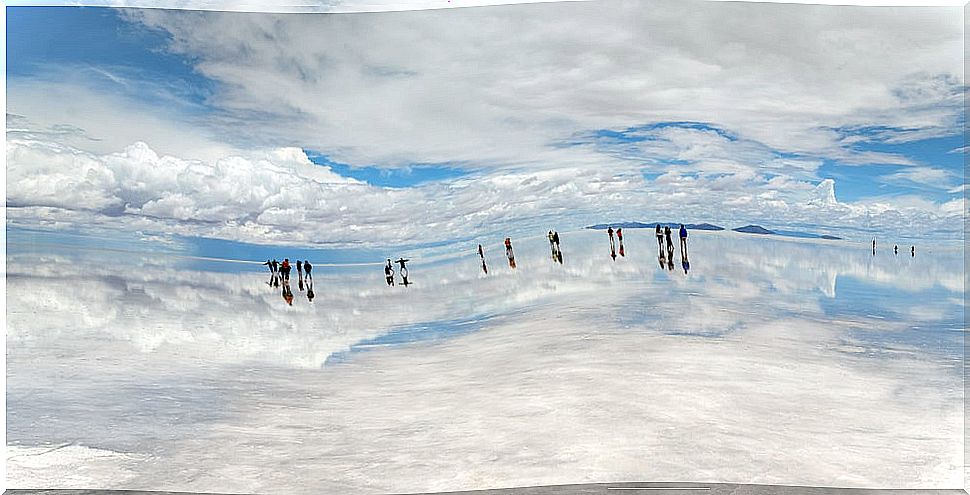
[396,257,411,285]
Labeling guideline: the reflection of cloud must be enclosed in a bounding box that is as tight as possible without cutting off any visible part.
[6,231,964,492]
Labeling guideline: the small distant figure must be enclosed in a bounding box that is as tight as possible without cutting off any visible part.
[263,259,275,285]
[296,260,304,291]
[667,255,675,271]
[872,239,876,255]
[655,224,664,257]
[894,245,898,255]
[396,257,410,286]
[911,245,915,257]
[270,259,280,286]
[307,282,315,302]
[548,231,557,261]
[384,259,395,286]
[617,228,625,257]
[608,227,616,261]
[505,237,516,269]
[664,226,674,259]
[679,224,688,258]
[303,260,312,280]
[281,258,291,283]
[478,244,488,274]
[553,231,562,264]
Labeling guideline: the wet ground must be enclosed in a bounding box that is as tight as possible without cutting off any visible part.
[6,229,965,493]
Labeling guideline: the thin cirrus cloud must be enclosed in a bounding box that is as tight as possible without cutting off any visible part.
[5,0,965,247]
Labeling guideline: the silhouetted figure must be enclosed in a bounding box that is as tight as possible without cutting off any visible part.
[617,228,625,257]
[682,258,690,274]
[478,244,488,274]
[505,237,516,269]
[282,279,294,306]
[667,255,675,271]
[385,259,395,286]
[297,260,303,279]
[303,260,312,280]
[270,259,280,286]
[872,239,876,255]
[263,259,275,285]
[658,254,665,269]
[655,224,664,257]
[679,224,688,258]
[911,245,915,257]
[894,245,898,255]
[281,258,291,283]
[307,280,315,302]
[664,226,674,259]
[608,227,617,260]
[552,231,562,263]
[396,258,410,286]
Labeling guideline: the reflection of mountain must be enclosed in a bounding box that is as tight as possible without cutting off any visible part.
[733,225,842,240]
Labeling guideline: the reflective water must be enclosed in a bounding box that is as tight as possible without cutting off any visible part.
[6,230,964,493]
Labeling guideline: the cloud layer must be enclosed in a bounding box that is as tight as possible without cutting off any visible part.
[6,1,965,245]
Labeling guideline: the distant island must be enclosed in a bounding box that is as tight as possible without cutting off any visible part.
[586,222,840,240]
[586,222,724,231]
[733,225,842,240]
[732,225,774,235]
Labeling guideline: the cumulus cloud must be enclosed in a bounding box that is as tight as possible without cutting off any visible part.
[6,1,965,245]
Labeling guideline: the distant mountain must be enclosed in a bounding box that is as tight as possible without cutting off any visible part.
[733,225,843,240]
[585,222,723,231]
[733,225,774,235]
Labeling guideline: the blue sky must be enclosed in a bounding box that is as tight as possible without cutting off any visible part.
[5,3,965,248]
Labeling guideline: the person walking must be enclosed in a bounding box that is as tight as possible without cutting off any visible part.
[664,226,674,258]
[384,259,395,286]
[552,231,562,263]
[655,224,665,258]
[505,237,516,268]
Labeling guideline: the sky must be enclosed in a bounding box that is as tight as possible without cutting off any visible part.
[5,0,966,249]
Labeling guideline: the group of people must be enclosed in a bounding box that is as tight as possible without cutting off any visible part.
[385,258,411,286]
[263,258,314,305]
[607,227,626,260]
[874,240,916,257]
[654,224,689,261]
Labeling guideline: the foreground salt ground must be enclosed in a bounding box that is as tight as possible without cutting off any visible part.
[6,230,964,493]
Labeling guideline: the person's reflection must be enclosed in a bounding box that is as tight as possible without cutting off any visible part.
[681,250,690,274]
[282,279,294,306]
[306,278,315,302]
[658,254,665,269]
[478,244,488,274]
[667,255,675,271]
